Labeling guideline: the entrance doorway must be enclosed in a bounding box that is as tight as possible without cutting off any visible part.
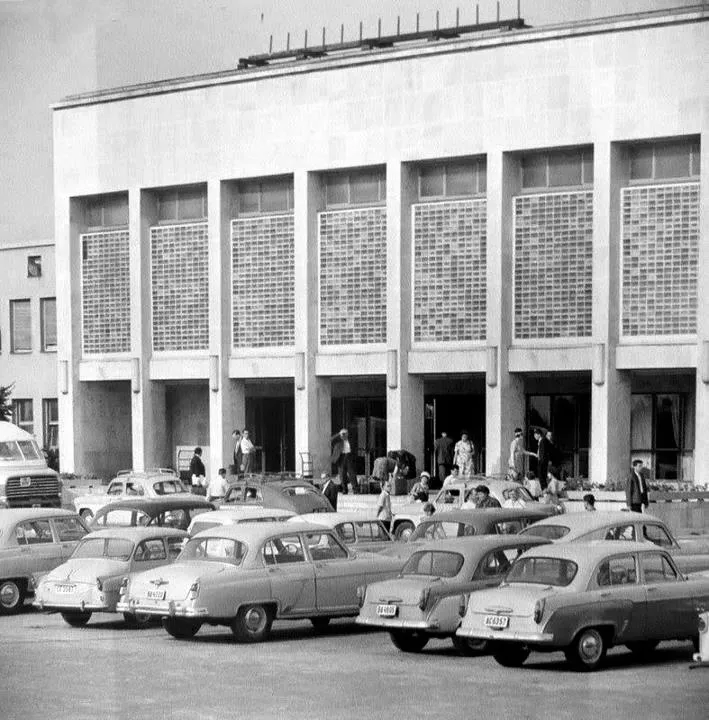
[331,397,386,477]
[246,397,295,472]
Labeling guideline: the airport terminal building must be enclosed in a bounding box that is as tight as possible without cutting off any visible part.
[53,5,708,485]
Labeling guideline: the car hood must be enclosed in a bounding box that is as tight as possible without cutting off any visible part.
[43,558,129,584]
[366,576,446,605]
[128,561,235,598]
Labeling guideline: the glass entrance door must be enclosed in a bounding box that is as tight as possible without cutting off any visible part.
[332,397,386,477]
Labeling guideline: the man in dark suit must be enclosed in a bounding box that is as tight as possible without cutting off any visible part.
[231,429,242,476]
[189,447,206,496]
[434,432,455,489]
[529,427,551,490]
[331,429,356,494]
[321,474,341,511]
[626,459,649,512]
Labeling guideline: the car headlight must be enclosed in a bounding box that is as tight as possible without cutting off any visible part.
[356,585,366,608]
[534,598,546,624]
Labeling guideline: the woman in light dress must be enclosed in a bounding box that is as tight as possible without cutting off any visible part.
[453,431,475,477]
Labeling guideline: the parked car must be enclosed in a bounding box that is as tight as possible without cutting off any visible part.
[89,497,215,532]
[292,512,396,554]
[33,526,188,627]
[0,508,89,614]
[390,478,557,540]
[519,510,709,574]
[187,507,295,536]
[356,535,550,653]
[456,541,709,671]
[117,521,404,642]
[73,469,189,520]
[221,479,333,514]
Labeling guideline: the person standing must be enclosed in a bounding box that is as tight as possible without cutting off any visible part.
[453,431,475,477]
[321,473,341,511]
[508,427,526,481]
[331,428,356,494]
[376,479,393,533]
[372,454,399,491]
[626,459,649,513]
[189,447,206,496]
[527,428,551,490]
[231,429,243,476]
[207,468,229,503]
[239,429,255,475]
[434,431,455,488]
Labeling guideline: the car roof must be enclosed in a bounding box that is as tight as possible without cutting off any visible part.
[412,535,551,555]
[192,508,295,522]
[516,540,669,564]
[420,508,552,524]
[294,512,383,526]
[0,508,80,529]
[191,520,340,543]
[94,497,215,514]
[82,526,188,541]
[527,510,660,532]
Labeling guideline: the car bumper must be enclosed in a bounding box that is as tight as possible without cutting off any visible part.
[456,627,555,644]
[356,615,434,631]
[33,599,113,613]
[116,599,210,618]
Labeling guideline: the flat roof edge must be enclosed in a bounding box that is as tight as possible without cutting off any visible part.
[53,5,708,110]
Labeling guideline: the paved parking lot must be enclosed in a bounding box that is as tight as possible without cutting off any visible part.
[1,605,707,720]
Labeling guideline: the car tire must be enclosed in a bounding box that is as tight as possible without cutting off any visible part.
[231,604,273,643]
[310,617,331,632]
[389,631,429,653]
[565,628,607,671]
[123,612,153,629]
[162,617,202,639]
[625,640,659,657]
[452,636,488,656]
[79,509,93,520]
[0,579,25,615]
[492,642,530,667]
[393,521,415,541]
[61,611,92,627]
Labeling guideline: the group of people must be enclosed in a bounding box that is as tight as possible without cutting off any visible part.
[433,431,478,485]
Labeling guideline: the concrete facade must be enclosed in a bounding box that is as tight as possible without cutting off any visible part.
[53,7,707,484]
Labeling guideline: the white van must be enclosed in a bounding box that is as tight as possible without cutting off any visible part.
[0,421,60,508]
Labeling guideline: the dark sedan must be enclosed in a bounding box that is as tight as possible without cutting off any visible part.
[221,480,333,514]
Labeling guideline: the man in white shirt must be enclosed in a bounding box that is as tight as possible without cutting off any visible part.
[502,485,527,509]
[207,468,229,503]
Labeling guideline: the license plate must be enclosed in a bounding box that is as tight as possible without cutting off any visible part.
[484,614,509,629]
[55,584,76,594]
[146,589,166,601]
[376,604,398,618]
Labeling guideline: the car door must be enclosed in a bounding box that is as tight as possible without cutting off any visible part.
[261,535,316,616]
[132,538,170,571]
[14,519,64,577]
[50,516,89,560]
[639,551,696,640]
[303,531,358,612]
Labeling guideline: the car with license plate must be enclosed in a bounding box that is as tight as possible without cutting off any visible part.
[89,496,215,532]
[356,535,550,654]
[519,510,709,574]
[390,478,558,540]
[187,507,295,535]
[117,521,404,642]
[33,526,188,627]
[0,508,89,614]
[73,469,189,520]
[291,512,396,555]
[456,541,709,671]
[221,479,333,514]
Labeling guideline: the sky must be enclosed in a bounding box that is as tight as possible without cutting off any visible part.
[0,0,700,244]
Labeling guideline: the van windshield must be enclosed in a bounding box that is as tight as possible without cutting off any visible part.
[0,442,23,461]
[0,440,44,462]
[18,440,43,461]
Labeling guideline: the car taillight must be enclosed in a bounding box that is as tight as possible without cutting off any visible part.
[458,594,468,618]
[118,577,129,598]
[187,582,200,601]
[356,585,366,608]
[534,598,546,624]
[418,588,431,611]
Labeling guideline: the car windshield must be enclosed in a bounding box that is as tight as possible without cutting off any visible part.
[401,550,465,578]
[506,556,578,586]
[519,524,571,540]
[152,480,188,495]
[410,521,475,541]
[179,537,246,566]
[71,537,134,561]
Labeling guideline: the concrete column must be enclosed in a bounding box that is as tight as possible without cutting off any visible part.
[485,150,525,475]
[694,139,709,483]
[129,189,169,470]
[294,171,331,477]
[590,142,631,485]
[386,160,424,471]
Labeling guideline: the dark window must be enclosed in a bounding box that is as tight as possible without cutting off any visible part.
[12,399,33,434]
[10,299,31,353]
[43,398,58,449]
[521,148,593,189]
[324,168,386,207]
[85,193,129,228]
[27,256,42,278]
[40,298,56,352]
[157,186,207,222]
[418,159,486,199]
[235,177,293,215]
[629,139,700,181]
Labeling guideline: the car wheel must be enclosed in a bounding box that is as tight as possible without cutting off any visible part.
[79,509,93,520]
[231,604,273,643]
[389,631,429,653]
[625,640,659,657]
[61,611,92,627]
[565,628,607,671]
[0,579,25,615]
[162,617,202,639]
[123,612,152,629]
[310,617,331,632]
[394,521,415,541]
[492,642,530,668]
[452,635,488,656]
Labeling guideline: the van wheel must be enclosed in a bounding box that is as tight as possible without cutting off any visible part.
[61,611,92,627]
[565,628,607,671]
[162,617,202,639]
[394,522,415,541]
[0,579,25,614]
[231,604,273,643]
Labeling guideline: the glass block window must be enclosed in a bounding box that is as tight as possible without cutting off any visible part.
[319,207,387,345]
[151,222,209,351]
[413,199,487,342]
[81,230,131,354]
[232,214,295,348]
[325,168,386,208]
[621,183,699,337]
[514,191,594,339]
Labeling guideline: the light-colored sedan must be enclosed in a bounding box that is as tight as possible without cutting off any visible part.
[117,521,403,642]
[356,535,550,654]
[456,541,709,671]
[0,508,89,614]
[291,512,396,555]
[187,507,295,535]
[33,526,188,627]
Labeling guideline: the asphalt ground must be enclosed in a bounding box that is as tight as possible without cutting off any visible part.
[1,603,707,720]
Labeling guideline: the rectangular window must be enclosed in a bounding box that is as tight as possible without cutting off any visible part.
[85,193,128,228]
[40,298,56,352]
[157,186,207,222]
[235,177,293,215]
[418,159,486,199]
[10,299,31,353]
[27,256,42,278]
[12,399,33,434]
[324,168,386,207]
[43,398,58,449]
[521,148,593,190]
[629,139,700,182]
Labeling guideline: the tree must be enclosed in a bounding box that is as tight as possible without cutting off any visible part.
[0,383,14,421]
